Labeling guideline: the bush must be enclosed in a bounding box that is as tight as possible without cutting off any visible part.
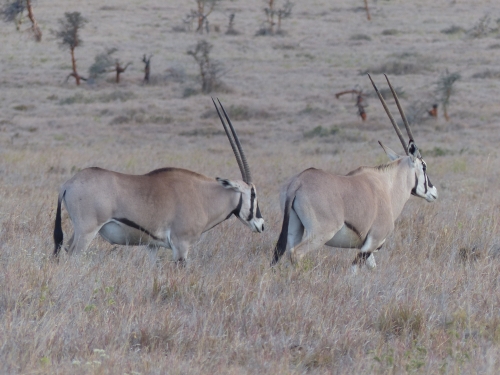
[362,61,426,75]
[187,40,225,93]
[441,25,465,35]
[303,125,339,138]
[350,33,372,41]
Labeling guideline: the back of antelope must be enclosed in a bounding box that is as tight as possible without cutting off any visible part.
[53,99,264,264]
[271,75,437,271]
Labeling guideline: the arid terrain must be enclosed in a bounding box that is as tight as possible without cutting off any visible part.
[1,0,500,373]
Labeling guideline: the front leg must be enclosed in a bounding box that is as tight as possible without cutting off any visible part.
[170,239,190,266]
[351,237,385,273]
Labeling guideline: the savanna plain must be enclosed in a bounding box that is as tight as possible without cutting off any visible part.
[2,0,500,374]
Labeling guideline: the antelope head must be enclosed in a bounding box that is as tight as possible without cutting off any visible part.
[369,74,438,202]
[212,98,265,233]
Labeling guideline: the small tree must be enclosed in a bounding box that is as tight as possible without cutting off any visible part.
[142,54,152,83]
[1,0,42,41]
[436,70,460,121]
[25,0,41,41]
[54,12,87,85]
[363,0,371,21]
[225,13,239,35]
[112,60,132,83]
[187,40,224,93]
[89,48,117,80]
[193,0,221,34]
[336,89,368,121]
[88,49,131,83]
[2,0,24,31]
[257,0,293,36]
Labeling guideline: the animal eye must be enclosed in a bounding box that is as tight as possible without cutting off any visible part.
[251,188,255,198]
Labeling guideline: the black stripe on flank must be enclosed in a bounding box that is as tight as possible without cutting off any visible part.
[344,221,362,240]
[113,218,161,241]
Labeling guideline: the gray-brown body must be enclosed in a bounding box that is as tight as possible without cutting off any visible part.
[272,149,436,269]
[53,99,264,262]
[271,74,438,270]
[55,166,262,261]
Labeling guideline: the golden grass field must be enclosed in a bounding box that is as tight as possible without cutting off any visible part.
[2,0,500,373]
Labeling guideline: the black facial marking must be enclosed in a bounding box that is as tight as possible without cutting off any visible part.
[256,204,262,219]
[427,176,434,188]
[113,218,161,241]
[420,161,428,194]
[247,188,255,221]
[411,173,418,196]
[344,221,362,240]
[233,194,243,218]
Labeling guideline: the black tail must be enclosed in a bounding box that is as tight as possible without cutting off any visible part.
[271,195,296,266]
[53,191,65,257]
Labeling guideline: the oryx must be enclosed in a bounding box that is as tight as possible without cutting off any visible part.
[53,99,264,263]
[271,74,437,270]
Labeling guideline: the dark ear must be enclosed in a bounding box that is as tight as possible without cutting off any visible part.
[408,141,420,158]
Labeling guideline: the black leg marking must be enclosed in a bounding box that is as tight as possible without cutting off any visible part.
[352,252,372,266]
[175,258,186,268]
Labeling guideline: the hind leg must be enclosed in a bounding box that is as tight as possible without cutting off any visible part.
[169,237,190,267]
[147,245,159,264]
[67,227,100,255]
[64,233,75,253]
[288,231,335,265]
[286,209,304,253]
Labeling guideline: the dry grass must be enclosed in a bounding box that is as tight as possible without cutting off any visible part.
[1,0,500,374]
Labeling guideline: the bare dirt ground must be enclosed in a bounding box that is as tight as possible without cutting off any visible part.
[1,0,500,373]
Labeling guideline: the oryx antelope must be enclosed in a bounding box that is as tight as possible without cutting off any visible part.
[53,99,264,263]
[271,74,437,270]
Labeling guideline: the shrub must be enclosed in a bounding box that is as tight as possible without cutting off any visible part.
[54,12,88,85]
[187,40,225,93]
[303,125,339,138]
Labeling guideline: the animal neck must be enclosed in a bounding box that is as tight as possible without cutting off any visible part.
[384,157,415,218]
[202,187,242,233]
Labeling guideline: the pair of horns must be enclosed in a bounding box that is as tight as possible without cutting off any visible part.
[212,98,253,184]
[368,74,416,156]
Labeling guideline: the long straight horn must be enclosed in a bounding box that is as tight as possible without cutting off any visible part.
[384,74,415,143]
[217,98,253,184]
[368,73,408,155]
[212,98,248,183]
